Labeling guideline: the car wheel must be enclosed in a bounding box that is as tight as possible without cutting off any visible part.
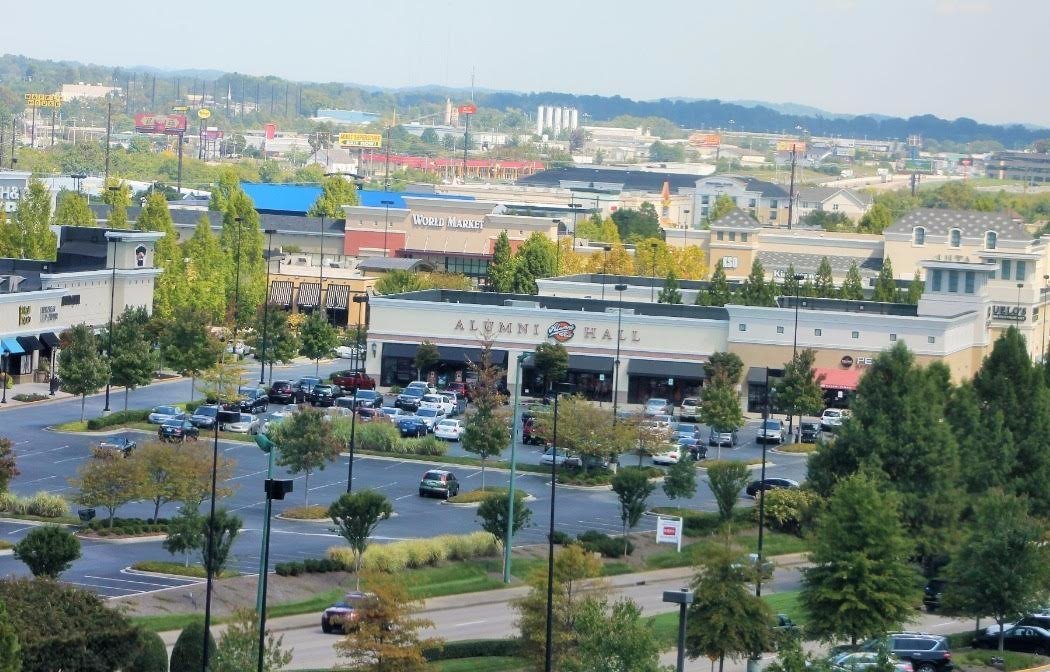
[418,489,426,497]
[916,664,935,672]
[322,622,332,634]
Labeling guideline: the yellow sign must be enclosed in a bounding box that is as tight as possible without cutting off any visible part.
[172,105,189,112]
[775,140,806,153]
[197,108,212,120]
[338,132,383,149]
[24,93,62,108]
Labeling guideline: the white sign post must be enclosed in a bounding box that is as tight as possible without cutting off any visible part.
[655,516,683,552]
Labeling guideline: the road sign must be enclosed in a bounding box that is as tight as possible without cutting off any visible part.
[197,108,211,120]
[24,93,62,108]
[338,132,383,149]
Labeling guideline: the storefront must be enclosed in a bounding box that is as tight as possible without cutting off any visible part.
[379,343,508,388]
[626,359,705,404]
[266,257,375,329]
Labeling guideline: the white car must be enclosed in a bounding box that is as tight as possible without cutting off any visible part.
[679,398,700,422]
[147,405,183,424]
[223,412,256,433]
[539,447,581,468]
[226,341,252,356]
[434,419,463,441]
[651,447,682,466]
[419,394,454,416]
[333,345,363,360]
[820,408,850,431]
[262,405,298,434]
[415,407,444,431]
[439,392,460,415]
[406,381,436,394]
[644,398,672,416]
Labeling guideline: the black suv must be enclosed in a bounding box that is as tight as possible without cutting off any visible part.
[230,387,269,414]
[307,384,343,407]
[861,633,953,672]
[294,377,322,403]
[395,387,425,412]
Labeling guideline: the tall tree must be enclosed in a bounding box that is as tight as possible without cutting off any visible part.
[658,270,683,304]
[706,461,750,534]
[686,545,773,672]
[298,311,338,375]
[512,231,557,294]
[708,195,736,223]
[565,598,666,672]
[0,438,20,493]
[487,230,515,292]
[159,310,221,401]
[307,175,359,218]
[182,215,227,322]
[70,447,145,527]
[663,457,698,501]
[213,609,294,672]
[776,349,826,438]
[945,382,1015,495]
[200,508,242,577]
[814,257,835,298]
[800,472,920,646]
[611,468,655,556]
[700,259,732,306]
[840,261,864,300]
[533,342,569,392]
[219,188,266,326]
[52,190,95,226]
[163,506,206,567]
[942,490,1050,651]
[270,407,342,505]
[699,374,744,445]
[130,441,208,522]
[101,179,130,229]
[707,351,744,385]
[477,492,532,574]
[780,264,801,300]
[196,356,245,405]
[872,258,900,303]
[58,324,110,421]
[136,192,186,318]
[905,272,923,304]
[328,490,393,590]
[413,340,440,381]
[11,178,56,259]
[460,344,508,489]
[248,308,300,382]
[856,202,892,234]
[108,308,157,412]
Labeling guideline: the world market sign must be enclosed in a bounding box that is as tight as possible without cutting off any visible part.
[412,214,484,230]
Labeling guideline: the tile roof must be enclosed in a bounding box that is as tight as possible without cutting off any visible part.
[797,186,872,206]
[886,208,1029,240]
[711,208,761,229]
[757,251,883,276]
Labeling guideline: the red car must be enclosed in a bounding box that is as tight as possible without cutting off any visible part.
[331,370,376,392]
[445,381,471,401]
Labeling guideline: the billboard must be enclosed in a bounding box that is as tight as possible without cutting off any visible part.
[264,123,277,140]
[134,113,188,135]
[24,93,62,108]
[904,158,934,173]
[689,132,721,148]
[458,103,477,115]
[775,140,806,153]
[338,132,383,149]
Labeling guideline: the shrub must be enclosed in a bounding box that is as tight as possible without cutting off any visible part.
[279,505,328,520]
[576,530,633,558]
[127,628,168,672]
[356,422,400,452]
[12,393,48,403]
[86,409,150,430]
[340,532,498,573]
[274,561,303,577]
[184,400,204,413]
[753,488,822,536]
[326,547,356,571]
[170,620,215,672]
[550,530,572,545]
[26,492,69,518]
[13,525,81,577]
[423,638,522,661]
[405,435,446,456]
[389,385,403,394]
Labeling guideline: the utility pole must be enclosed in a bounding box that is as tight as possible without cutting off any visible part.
[104,99,112,185]
[786,144,797,229]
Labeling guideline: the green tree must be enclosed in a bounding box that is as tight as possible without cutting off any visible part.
[71,446,145,528]
[109,309,157,412]
[213,608,293,672]
[328,490,394,590]
[856,202,892,234]
[658,269,683,304]
[126,629,168,672]
[814,257,835,298]
[196,356,245,405]
[58,323,111,421]
[159,311,221,401]
[564,598,666,672]
[248,308,300,382]
[460,345,508,489]
[298,311,338,375]
[533,341,569,392]
[776,349,826,439]
[271,407,342,505]
[307,175,360,218]
[840,261,864,300]
[905,272,923,304]
[649,140,685,162]
[374,269,430,294]
[101,179,131,229]
[942,490,1050,651]
[477,492,531,573]
[136,192,186,318]
[219,187,266,326]
[699,374,744,451]
[945,382,1015,495]
[800,472,920,646]
[708,195,736,223]
[170,620,216,672]
[611,468,655,556]
[420,127,439,144]
[487,230,515,292]
[13,525,81,578]
[799,210,852,231]
[612,205,661,240]
[872,258,900,302]
[706,461,750,534]
[182,215,227,322]
[163,505,206,567]
[413,340,440,381]
[0,600,18,672]
[201,508,241,577]
[52,190,95,225]
[781,264,801,299]
[10,178,57,259]
[0,438,19,493]
[686,545,773,672]
[707,351,745,385]
[700,259,733,306]
[663,457,698,501]
[512,231,558,294]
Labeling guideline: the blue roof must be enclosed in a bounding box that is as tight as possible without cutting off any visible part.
[241,183,322,215]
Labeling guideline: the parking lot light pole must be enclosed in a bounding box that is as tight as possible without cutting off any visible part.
[544,381,572,672]
[346,387,359,493]
[663,588,694,672]
[1043,275,1050,362]
[352,294,369,374]
[103,233,122,414]
[202,347,227,672]
[600,245,612,300]
[788,273,804,442]
[613,283,628,420]
[259,229,277,386]
[381,199,395,257]
[256,476,292,672]
[504,352,528,583]
[254,434,278,615]
[756,366,783,598]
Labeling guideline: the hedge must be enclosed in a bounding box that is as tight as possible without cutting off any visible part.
[576,530,634,558]
[86,517,168,536]
[274,557,342,576]
[0,491,70,518]
[126,629,168,672]
[86,409,150,430]
[328,532,498,573]
[355,423,447,456]
[423,639,523,661]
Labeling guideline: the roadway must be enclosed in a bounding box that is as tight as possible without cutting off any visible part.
[0,358,809,600]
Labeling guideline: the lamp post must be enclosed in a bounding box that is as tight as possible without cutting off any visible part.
[1,352,7,404]
[544,381,573,672]
[600,244,612,300]
[756,365,783,598]
[233,216,243,337]
[613,283,627,418]
[381,199,395,258]
[552,219,563,275]
[682,209,690,248]
[346,294,370,493]
[650,241,659,302]
[503,352,528,583]
[259,229,277,386]
[663,588,694,672]
[103,233,122,414]
[202,346,229,672]
[1016,282,1024,317]
[256,473,292,672]
[319,215,326,325]
[788,273,804,442]
[569,201,582,251]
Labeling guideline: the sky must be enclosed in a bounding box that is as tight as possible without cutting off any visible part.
[8,0,1048,126]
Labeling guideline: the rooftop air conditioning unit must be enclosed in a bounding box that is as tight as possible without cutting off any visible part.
[504,300,540,309]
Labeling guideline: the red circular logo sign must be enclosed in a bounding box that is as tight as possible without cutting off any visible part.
[840,355,854,368]
[547,321,576,343]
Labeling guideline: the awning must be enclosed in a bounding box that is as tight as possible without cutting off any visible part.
[814,367,862,392]
[567,354,613,373]
[297,282,321,308]
[39,332,60,348]
[16,336,41,351]
[1,338,25,355]
[627,359,704,380]
[268,280,292,306]
[746,366,768,385]
[326,284,350,309]
[379,342,507,366]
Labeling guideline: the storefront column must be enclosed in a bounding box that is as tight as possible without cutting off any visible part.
[612,361,627,406]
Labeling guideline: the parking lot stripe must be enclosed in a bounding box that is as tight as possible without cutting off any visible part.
[87,574,198,588]
[67,580,140,594]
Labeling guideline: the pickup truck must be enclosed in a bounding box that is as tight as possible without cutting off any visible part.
[331,370,375,392]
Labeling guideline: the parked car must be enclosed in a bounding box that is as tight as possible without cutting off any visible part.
[438,392,461,416]
[379,406,402,419]
[395,387,426,412]
[406,381,436,394]
[268,380,295,404]
[676,423,699,440]
[415,407,443,431]
[190,404,219,429]
[445,381,471,401]
[355,408,386,423]
[321,592,379,634]
[418,469,461,499]
[539,447,582,468]
[147,405,183,424]
[434,419,463,441]
[974,626,1050,655]
[229,387,269,414]
[982,613,1050,639]
[307,384,343,407]
[222,413,256,433]
[644,398,673,416]
[821,408,850,431]
[923,579,947,612]
[99,435,136,456]
[679,397,700,421]
[262,406,297,434]
[396,416,428,438]
[651,447,682,466]
[799,420,823,443]
[331,370,375,392]
[678,437,708,460]
[757,419,787,444]
[419,394,454,416]
[855,633,954,672]
[745,478,799,497]
[708,426,739,447]
[294,377,322,403]
[333,345,364,361]
[158,418,199,442]
[828,652,913,672]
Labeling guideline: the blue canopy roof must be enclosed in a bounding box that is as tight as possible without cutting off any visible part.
[240,183,475,216]
[1,338,25,355]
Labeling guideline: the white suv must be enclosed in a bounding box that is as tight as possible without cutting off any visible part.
[419,394,454,416]
[679,397,700,421]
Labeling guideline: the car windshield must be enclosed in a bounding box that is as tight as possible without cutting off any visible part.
[315,385,332,392]
[763,420,781,429]
[647,399,667,406]
[437,420,456,428]
[682,398,697,405]
[239,414,252,422]
[162,419,183,427]
[422,395,442,402]
[153,405,178,414]
[824,410,842,417]
[357,391,377,400]
[402,388,424,397]
[418,408,438,417]
[195,406,217,417]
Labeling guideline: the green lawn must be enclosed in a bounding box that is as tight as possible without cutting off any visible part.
[954,649,1047,672]
[428,657,528,672]
[404,562,507,599]
[648,590,802,649]
[645,530,809,570]
[131,560,238,579]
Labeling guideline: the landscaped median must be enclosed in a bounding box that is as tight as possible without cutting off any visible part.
[276,504,330,521]
[130,560,238,579]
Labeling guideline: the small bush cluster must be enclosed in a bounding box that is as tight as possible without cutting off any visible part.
[549,530,572,545]
[328,531,498,573]
[86,409,150,430]
[557,465,661,487]
[0,491,70,518]
[356,423,446,456]
[274,557,342,576]
[12,393,49,403]
[575,530,634,558]
[278,505,328,520]
[423,638,522,661]
[184,400,204,413]
[753,488,822,536]
[86,517,169,536]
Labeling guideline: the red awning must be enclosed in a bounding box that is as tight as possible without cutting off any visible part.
[814,367,862,392]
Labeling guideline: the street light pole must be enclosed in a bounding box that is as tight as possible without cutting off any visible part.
[544,381,571,672]
[756,365,782,598]
[552,219,563,274]
[233,217,243,338]
[663,588,694,672]
[259,229,277,386]
[613,283,627,419]
[569,200,582,251]
[503,352,527,583]
[202,347,227,672]
[600,244,612,300]
[319,215,326,325]
[650,241,658,303]
[103,234,121,414]
[1043,275,1049,362]
[789,273,804,441]
[381,199,394,258]
[346,294,369,492]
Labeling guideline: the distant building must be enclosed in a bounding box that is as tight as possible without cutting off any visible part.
[985,151,1050,183]
[693,175,790,225]
[60,83,120,100]
[795,187,873,223]
[536,105,579,136]
[307,148,359,175]
[312,109,382,126]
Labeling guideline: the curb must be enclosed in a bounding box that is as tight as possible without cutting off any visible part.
[697,462,770,472]
[274,515,330,523]
[122,566,208,583]
[0,516,76,528]
[770,447,818,457]
[443,493,538,507]
[76,533,168,544]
